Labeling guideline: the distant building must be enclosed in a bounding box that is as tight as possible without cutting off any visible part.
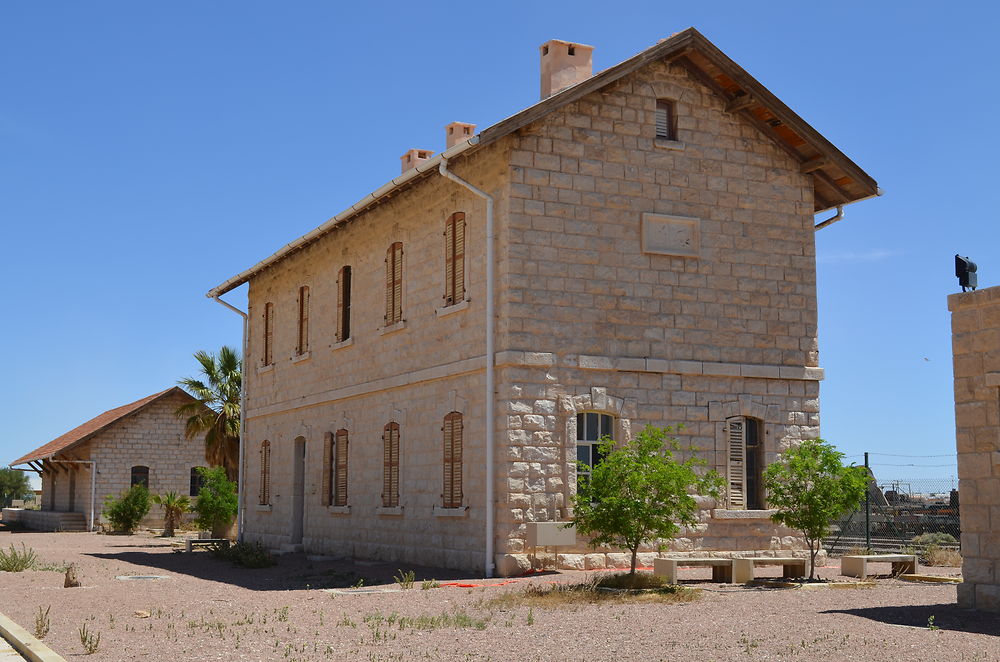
[8,387,208,532]
[949,285,1000,611]
[209,29,879,575]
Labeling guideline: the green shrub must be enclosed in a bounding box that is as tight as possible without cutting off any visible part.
[102,484,151,534]
[0,543,40,571]
[191,467,238,536]
[210,541,273,568]
[911,532,958,547]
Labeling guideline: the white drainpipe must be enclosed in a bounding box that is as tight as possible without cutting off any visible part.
[438,159,496,578]
[213,295,249,542]
[52,459,96,532]
[814,187,885,230]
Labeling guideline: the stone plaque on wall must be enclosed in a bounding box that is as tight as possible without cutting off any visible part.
[640,213,700,257]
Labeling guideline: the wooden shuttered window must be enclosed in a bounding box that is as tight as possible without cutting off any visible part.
[655,99,677,140]
[336,266,352,343]
[382,422,400,507]
[321,432,333,506]
[296,286,310,355]
[442,412,463,508]
[334,429,349,507]
[263,302,274,366]
[444,212,466,306]
[259,440,271,505]
[726,417,746,510]
[385,242,403,325]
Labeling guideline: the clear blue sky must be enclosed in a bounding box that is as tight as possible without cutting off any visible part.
[3,1,996,488]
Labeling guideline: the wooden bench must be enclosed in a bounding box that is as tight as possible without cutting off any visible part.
[841,554,916,578]
[732,557,807,583]
[185,538,230,553]
[653,557,733,583]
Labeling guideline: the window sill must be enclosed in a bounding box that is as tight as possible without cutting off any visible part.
[331,337,354,351]
[292,351,311,364]
[376,506,404,516]
[436,300,469,317]
[257,364,275,375]
[379,321,407,336]
[711,509,776,520]
[654,138,685,151]
[255,504,272,512]
[327,505,351,515]
[433,506,468,517]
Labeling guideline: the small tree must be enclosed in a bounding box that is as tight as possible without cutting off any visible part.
[102,484,151,534]
[0,467,32,508]
[152,491,191,537]
[763,438,868,579]
[570,425,722,575]
[191,467,238,538]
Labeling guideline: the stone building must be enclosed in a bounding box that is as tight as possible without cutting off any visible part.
[8,387,209,532]
[208,28,879,576]
[949,285,1000,611]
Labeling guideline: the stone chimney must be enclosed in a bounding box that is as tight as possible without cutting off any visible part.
[445,122,476,149]
[539,39,594,99]
[400,148,434,174]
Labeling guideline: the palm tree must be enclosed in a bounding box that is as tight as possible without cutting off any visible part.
[177,346,242,481]
[152,491,191,537]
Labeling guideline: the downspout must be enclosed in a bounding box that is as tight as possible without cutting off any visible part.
[438,159,496,578]
[51,459,96,532]
[814,187,885,230]
[213,295,249,542]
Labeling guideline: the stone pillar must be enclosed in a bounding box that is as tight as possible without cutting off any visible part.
[949,285,1000,611]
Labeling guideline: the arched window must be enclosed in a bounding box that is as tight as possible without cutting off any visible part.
[296,285,310,355]
[444,212,465,306]
[259,441,271,505]
[130,465,149,489]
[576,412,614,491]
[190,467,206,496]
[336,266,352,342]
[726,416,764,510]
[382,422,400,507]
[443,412,463,508]
[385,242,403,325]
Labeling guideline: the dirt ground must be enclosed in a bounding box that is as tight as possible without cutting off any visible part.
[0,529,994,662]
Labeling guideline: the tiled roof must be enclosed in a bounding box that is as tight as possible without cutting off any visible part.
[9,387,192,466]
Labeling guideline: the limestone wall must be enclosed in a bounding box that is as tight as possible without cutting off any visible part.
[949,285,1000,611]
[491,59,818,574]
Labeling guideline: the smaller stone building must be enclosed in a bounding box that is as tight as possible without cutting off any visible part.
[8,387,209,531]
[949,285,1000,611]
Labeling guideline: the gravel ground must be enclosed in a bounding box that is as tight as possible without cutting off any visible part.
[0,529,994,662]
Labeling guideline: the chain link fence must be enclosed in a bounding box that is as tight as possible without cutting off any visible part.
[824,477,960,555]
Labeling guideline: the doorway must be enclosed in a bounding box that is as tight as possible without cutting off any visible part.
[291,437,306,544]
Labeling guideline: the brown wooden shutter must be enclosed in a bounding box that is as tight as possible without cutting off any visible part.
[259,440,271,505]
[454,213,465,303]
[334,429,349,506]
[385,242,403,325]
[336,266,351,343]
[444,213,465,306]
[655,99,676,140]
[727,417,746,510]
[443,412,463,508]
[297,286,310,355]
[321,432,333,506]
[382,422,400,507]
[263,303,274,366]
